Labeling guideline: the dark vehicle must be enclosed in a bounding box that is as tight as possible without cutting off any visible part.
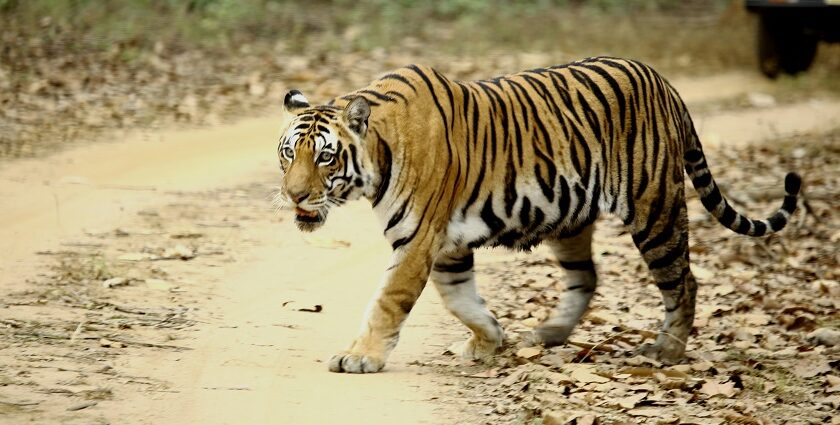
[746,0,840,78]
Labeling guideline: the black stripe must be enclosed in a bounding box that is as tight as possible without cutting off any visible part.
[657,267,689,291]
[559,259,595,271]
[782,195,797,212]
[580,63,626,132]
[497,230,524,247]
[532,208,545,229]
[623,90,638,225]
[359,89,396,103]
[692,172,712,188]
[571,67,613,139]
[380,73,417,93]
[446,278,471,285]
[519,196,531,227]
[391,193,435,250]
[384,198,409,233]
[570,184,588,224]
[433,253,475,274]
[768,212,786,231]
[736,217,752,234]
[384,90,407,102]
[648,235,687,270]
[503,154,518,217]
[557,177,571,223]
[752,220,767,236]
[719,203,737,227]
[700,186,723,211]
[684,148,702,164]
[481,196,505,234]
[640,202,682,254]
[371,139,392,207]
[566,283,595,292]
[348,144,362,174]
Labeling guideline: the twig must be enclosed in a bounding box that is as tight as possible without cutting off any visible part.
[70,320,86,342]
[202,385,252,391]
[0,400,41,407]
[66,401,97,411]
[271,323,298,329]
[575,328,636,363]
[615,324,659,339]
[102,335,192,351]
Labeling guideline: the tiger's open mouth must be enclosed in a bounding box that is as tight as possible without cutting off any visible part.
[294,207,325,231]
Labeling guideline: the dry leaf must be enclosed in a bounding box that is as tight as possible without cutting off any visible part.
[545,371,574,385]
[614,393,646,409]
[626,407,665,417]
[162,244,195,260]
[521,317,540,328]
[102,277,128,288]
[469,368,500,378]
[793,360,832,378]
[699,380,737,398]
[516,347,542,359]
[692,265,716,280]
[564,365,610,384]
[99,338,124,349]
[807,328,840,347]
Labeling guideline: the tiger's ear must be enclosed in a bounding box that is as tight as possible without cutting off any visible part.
[343,96,370,135]
[283,89,310,113]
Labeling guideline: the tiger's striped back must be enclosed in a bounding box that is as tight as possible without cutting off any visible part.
[339,57,799,254]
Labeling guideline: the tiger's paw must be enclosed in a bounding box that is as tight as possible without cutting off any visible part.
[535,323,574,347]
[328,352,385,374]
[459,336,502,361]
[637,341,685,365]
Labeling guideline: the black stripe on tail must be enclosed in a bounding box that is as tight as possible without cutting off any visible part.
[684,148,801,236]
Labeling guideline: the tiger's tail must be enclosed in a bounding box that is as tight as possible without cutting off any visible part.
[682,120,801,237]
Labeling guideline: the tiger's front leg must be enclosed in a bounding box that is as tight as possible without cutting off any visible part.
[328,246,431,373]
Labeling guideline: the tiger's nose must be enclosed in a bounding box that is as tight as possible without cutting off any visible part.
[288,191,310,204]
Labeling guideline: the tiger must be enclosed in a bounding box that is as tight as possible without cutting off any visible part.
[274,56,801,374]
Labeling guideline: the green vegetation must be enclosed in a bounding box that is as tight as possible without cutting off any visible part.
[2,0,744,63]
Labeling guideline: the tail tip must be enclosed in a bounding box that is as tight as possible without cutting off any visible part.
[785,173,802,195]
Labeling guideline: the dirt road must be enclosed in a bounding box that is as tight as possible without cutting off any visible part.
[1,72,838,424]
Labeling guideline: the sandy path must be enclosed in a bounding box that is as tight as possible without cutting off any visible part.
[1,71,838,424]
[111,200,471,424]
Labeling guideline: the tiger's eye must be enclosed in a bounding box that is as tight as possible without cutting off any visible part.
[318,151,334,164]
[282,147,294,159]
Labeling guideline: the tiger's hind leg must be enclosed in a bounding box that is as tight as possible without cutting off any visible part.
[431,250,504,360]
[536,224,597,347]
[631,192,697,364]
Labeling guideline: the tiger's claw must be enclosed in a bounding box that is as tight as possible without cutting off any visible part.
[328,352,385,373]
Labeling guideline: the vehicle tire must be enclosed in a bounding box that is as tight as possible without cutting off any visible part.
[758,15,818,78]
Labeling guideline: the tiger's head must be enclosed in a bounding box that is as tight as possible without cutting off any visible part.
[276,90,375,232]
